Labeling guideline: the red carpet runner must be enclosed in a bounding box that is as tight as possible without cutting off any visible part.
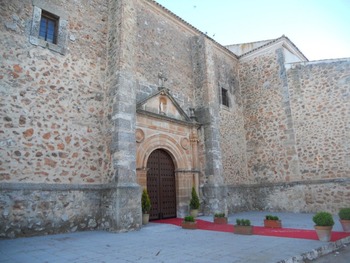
[153,218,350,242]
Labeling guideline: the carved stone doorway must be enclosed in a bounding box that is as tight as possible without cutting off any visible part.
[147,149,177,220]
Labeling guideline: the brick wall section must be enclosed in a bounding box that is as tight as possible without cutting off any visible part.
[0,0,112,184]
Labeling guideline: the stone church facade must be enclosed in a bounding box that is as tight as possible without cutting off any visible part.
[0,0,349,238]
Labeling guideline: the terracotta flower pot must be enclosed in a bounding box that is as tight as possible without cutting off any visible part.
[234,225,253,235]
[264,219,282,228]
[182,221,197,230]
[214,217,228,224]
[340,219,350,232]
[314,225,333,242]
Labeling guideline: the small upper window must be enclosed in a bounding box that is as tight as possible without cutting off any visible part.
[39,11,58,44]
[221,88,229,107]
[30,1,68,55]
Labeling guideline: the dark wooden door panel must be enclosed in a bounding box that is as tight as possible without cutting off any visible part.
[147,149,176,220]
[147,150,160,220]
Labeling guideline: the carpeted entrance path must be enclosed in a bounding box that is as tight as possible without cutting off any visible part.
[153,218,350,242]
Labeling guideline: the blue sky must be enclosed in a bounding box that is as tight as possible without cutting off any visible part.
[155,0,350,61]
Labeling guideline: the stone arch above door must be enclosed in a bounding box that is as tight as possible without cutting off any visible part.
[136,132,197,218]
[136,133,191,171]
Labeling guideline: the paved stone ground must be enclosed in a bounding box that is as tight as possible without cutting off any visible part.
[0,212,349,263]
[305,244,350,263]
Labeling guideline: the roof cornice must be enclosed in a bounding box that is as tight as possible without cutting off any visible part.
[239,35,308,62]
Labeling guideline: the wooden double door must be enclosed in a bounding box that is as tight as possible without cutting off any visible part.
[147,149,176,220]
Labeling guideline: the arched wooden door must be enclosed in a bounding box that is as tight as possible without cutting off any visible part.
[147,149,176,220]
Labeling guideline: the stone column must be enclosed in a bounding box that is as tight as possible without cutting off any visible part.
[191,36,227,215]
[104,0,141,232]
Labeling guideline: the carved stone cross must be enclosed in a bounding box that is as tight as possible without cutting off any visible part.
[158,72,167,87]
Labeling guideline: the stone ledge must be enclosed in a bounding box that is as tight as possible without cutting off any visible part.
[0,182,133,191]
[137,109,200,127]
[228,178,350,189]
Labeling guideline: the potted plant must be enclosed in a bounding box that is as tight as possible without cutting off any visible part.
[313,211,334,242]
[338,208,350,232]
[264,215,282,228]
[214,212,228,224]
[189,187,200,218]
[141,189,151,225]
[182,215,197,229]
[234,219,253,235]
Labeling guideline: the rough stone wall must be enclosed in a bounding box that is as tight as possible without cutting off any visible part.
[135,1,196,112]
[0,186,112,238]
[220,107,248,185]
[287,59,350,181]
[239,49,299,184]
[235,51,350,213]
[227,181,350,214]
[134,2,231,214]
[0,0,115,238]
[0,0,112,184]
[1,0,349,237]
[134,0,235,213]
[215,50,248,185]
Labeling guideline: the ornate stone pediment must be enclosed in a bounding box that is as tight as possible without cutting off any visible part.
[136,88,193,123]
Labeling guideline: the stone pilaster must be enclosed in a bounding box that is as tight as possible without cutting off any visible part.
[191,36,227,214]
[104,0,141,231]
[276,48,300,179]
